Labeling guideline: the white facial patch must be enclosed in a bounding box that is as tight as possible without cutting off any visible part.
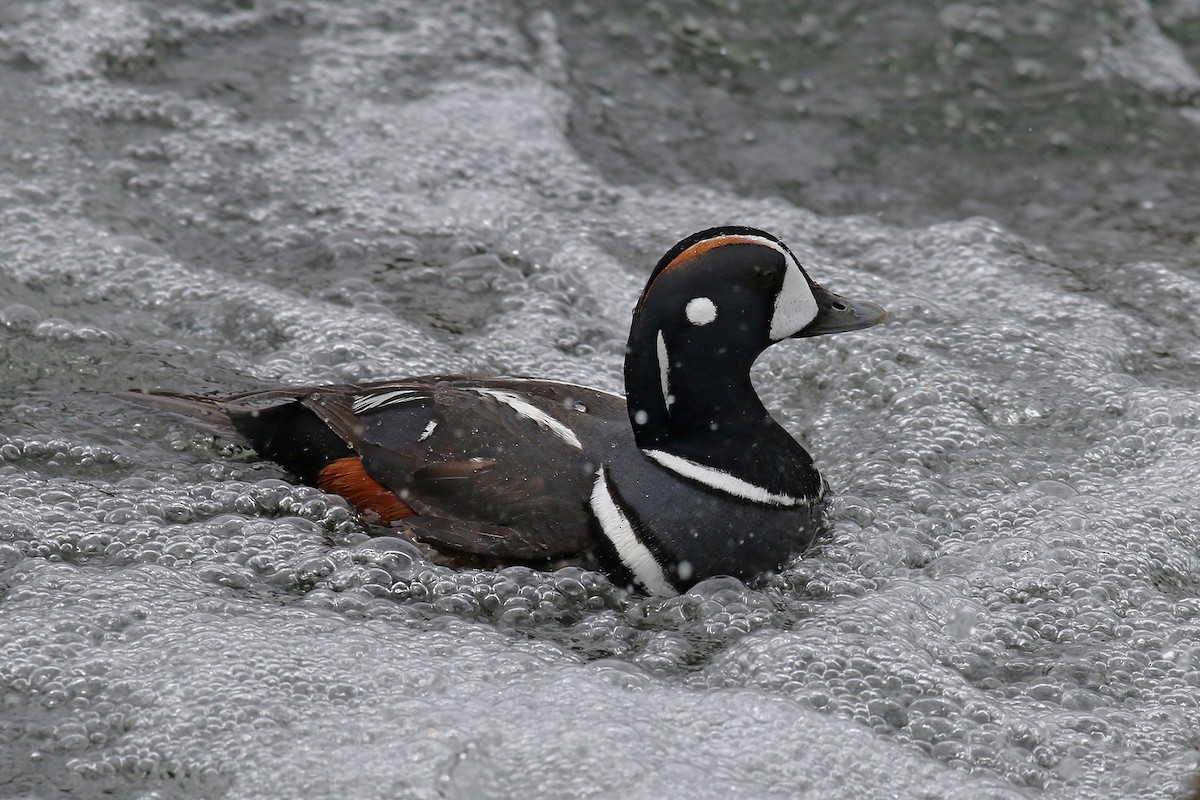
[769,259,819,340]
[656,330,673,409]
[685,296,717,326]
[589,468,677,597]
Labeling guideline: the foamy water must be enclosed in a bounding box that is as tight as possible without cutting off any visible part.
[2,2,1199,798]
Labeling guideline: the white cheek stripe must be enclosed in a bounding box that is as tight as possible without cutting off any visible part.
[656,330,672,409]
[471,388,583,451]
[643,449,807,507]
[353,390,423,413]
[590,469,677,597]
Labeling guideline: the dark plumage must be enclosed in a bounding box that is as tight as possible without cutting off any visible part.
[121,227,887,594]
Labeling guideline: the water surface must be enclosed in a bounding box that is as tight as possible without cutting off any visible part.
[2,1,1199,798]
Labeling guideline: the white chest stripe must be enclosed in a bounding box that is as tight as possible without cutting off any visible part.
[470,388,583,451]
[590,469,677,597]
[643,449,805,507]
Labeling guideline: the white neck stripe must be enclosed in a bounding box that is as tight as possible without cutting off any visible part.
[589,469,677,597]
[643,449,806,507]
[470,388,583,451]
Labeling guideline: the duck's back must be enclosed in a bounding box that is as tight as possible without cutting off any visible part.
[122,376,633,565]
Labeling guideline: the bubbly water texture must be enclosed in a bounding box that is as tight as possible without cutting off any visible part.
[2,2,1199,798]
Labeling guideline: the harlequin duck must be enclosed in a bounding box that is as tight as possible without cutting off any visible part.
[120,227,886,595]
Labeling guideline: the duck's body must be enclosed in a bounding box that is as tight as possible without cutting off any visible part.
[122,227,886,594]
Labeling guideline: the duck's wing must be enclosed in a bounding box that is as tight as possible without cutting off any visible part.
[121,376,627,562]
[300,377,622,559]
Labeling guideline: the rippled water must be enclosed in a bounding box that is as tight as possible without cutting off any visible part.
[2,2,1199,798]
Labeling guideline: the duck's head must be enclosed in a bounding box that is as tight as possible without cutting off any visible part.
[625,226,887,442]
[634,226,886,345]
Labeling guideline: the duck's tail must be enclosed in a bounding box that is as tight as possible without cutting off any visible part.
[114,391,249,445]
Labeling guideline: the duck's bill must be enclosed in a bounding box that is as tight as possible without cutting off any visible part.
[793,285,889,338]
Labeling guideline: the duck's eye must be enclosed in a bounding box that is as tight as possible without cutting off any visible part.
[754,268,780,290]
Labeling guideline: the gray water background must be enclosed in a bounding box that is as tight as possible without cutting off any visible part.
[2,1,1200,798]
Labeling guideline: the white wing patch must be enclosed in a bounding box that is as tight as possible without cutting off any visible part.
[590,468,677,597]
[352,389,424,414]
[643,449,808,507]
[470,388,583,451]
